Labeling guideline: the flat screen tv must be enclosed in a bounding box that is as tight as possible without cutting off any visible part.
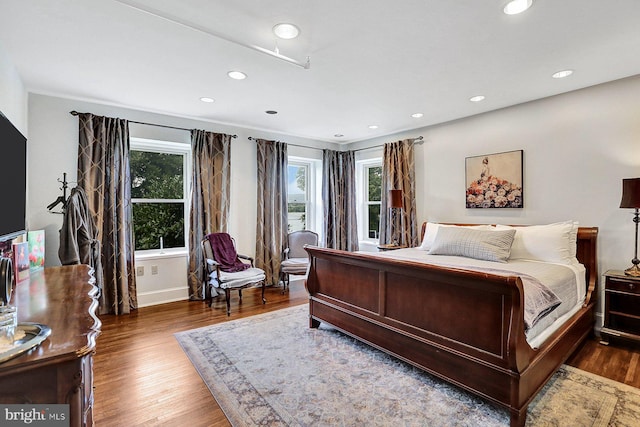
[0,110,27,242]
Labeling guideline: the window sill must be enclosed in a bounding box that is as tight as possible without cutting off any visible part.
[135,249,188,261]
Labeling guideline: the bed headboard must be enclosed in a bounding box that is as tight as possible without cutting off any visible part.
[419,222,598,306]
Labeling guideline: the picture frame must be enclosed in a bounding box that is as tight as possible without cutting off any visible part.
[27,230,45,270]
[12,241,30,283]
[465,150,523,208]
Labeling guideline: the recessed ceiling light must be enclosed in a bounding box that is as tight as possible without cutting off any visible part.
[200,97,215,103]
[552,69,574,79]
[469,95,485,102]
[368,125,379,129]
[265,110,278,115]
[273,23,300,39]
[227,71,247,80]
[411,113,424,118]
[503,0,533,15]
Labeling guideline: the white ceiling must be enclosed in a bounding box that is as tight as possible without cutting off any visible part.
[1,0,640,143]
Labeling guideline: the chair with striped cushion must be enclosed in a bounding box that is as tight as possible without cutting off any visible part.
[202,233,266,315]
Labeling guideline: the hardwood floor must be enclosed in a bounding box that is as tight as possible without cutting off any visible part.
[93,280,308,427]
[93,281,640,426]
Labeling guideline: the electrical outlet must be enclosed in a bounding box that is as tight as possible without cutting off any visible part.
[136,266,144,276]
[151,265,158,275]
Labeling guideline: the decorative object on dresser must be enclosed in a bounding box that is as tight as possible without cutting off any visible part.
[600,270,640,345]
[620,177,640,276]
[0,265,100,427]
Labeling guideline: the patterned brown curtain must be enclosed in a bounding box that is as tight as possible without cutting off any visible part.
[322,149,359,251]
[187,130,232,300]
[380,139,419,247]
[77,113,137,315]
[255,139,288,285]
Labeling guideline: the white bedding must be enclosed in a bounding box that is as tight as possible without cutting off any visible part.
[369,248,586,349]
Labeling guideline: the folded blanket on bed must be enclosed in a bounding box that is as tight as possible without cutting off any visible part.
[466,267,562,330]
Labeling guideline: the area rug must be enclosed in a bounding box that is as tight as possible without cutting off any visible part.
[175,305,640,426]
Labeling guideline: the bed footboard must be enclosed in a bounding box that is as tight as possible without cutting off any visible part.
[304,243,596,427]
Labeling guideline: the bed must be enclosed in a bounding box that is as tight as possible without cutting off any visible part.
[304,222,598,427]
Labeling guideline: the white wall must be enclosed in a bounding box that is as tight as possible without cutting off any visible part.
[0,43,27,134]
[27,93,332,305]
[351,75,640,324]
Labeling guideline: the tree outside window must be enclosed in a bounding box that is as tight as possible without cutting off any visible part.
[130,141,190,251]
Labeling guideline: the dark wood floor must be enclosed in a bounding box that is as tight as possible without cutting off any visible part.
[93,281,640,426]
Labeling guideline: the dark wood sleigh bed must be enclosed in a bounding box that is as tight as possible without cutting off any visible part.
[304,224,598,427]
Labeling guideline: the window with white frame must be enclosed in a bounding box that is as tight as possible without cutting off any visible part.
[357,160,383,241]
[287,156,322,234]
[287,161,309,232]
[130,138,191,252]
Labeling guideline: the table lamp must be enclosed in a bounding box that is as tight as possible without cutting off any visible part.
[620,177,640,276]
[389,189,403,245]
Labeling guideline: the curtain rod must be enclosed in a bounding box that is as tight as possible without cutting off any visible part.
[69,111,237,138]
[248,135,423,152]
[352,135,424,153]
[247,136,322,150]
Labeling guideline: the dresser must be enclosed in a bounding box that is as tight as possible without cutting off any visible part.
[0,265,101,426]
[600,270,640,345]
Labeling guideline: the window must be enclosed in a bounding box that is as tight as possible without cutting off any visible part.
[287,156,321,234]
[365,164,382,239]
[130,139,191,252]
[357,159,382,241]
[287,161,310,232]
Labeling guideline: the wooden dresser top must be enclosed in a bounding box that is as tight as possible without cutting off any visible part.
[0,265,101,374]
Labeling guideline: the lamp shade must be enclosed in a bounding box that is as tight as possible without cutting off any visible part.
[389,189,403,208]
[620,178,640,208]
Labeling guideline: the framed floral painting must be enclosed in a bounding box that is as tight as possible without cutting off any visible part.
[465,150,523,208]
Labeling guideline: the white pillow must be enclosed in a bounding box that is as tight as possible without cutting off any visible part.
[496,221,578,264]
[419,223,490,251]
[569,221,579,259]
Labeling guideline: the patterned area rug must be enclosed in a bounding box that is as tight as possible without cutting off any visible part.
[175,305,640,426]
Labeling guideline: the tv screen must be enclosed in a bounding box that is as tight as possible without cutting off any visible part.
[0,111,27,242]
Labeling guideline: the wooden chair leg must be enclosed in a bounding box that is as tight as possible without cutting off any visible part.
[225,288,231,316]
[205,283,213,307]
[280,272,288,294]
[238,289,242,302]
[261,282,266,304]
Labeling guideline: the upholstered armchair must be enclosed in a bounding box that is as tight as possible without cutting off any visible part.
[279,230,319,292]
[202,233,266,315]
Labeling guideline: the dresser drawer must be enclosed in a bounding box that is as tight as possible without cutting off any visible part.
[606,276,640,294]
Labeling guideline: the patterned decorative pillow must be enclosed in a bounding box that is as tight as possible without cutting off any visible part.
[428,227,516,263]
[419,223,491,251]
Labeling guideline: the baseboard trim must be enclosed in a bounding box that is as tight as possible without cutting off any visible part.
[137,286,189,307]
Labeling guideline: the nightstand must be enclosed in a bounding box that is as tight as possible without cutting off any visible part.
[376,244,407,252]
[600,270,640,345]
